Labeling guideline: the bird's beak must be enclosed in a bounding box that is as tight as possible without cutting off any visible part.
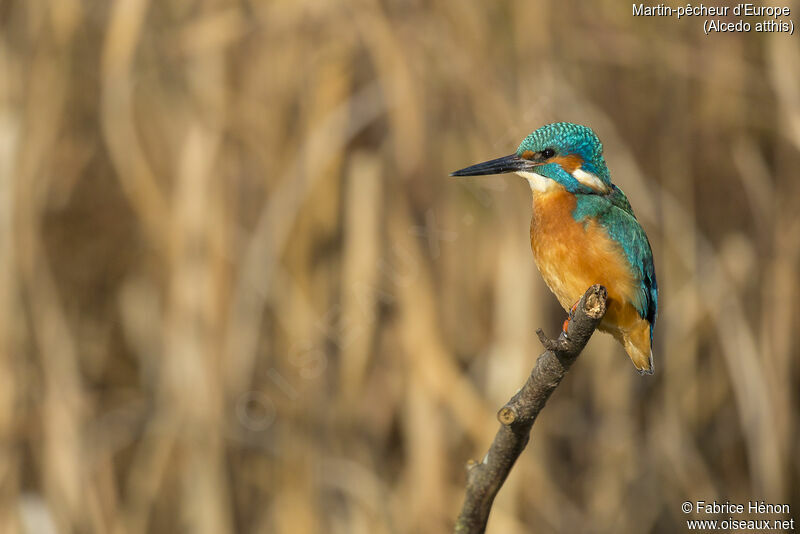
[450,154,535,177]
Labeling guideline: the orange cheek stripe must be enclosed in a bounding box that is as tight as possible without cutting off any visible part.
[520,150,535,160]
[551,154,583,173]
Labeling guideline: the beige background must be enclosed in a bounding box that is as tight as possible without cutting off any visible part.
[0,1,798,533]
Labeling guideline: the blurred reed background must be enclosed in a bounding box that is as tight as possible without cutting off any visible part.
[0,0,799,533]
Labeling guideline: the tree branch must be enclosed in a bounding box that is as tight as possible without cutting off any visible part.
[454,284,608,534]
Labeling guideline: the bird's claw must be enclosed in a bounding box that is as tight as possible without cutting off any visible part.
[560,300,581,334]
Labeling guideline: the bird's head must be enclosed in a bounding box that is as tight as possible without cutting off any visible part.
[451,122,611,195]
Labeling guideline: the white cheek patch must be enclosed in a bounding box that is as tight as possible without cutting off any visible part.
[516,171,557,193]
[571,168,609,193]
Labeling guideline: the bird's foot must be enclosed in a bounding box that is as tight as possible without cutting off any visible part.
[560,300,581,334]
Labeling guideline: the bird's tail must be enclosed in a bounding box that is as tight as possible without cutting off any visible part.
[623,321,654,375]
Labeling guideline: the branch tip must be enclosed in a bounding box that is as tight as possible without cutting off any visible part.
[497,406,516,425]
[583,284,608,319]
[536,328,568,352]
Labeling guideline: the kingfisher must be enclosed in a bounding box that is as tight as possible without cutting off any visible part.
[451,122,658,374]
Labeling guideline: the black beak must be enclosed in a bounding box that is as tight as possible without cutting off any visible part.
[450,154,534,177]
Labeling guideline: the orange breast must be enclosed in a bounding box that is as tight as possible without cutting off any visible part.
[529,187,640,334]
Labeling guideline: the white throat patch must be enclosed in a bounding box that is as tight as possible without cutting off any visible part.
[516,171,557,193]
[517,168,609,194]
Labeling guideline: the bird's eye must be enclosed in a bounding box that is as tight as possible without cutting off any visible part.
[541,148,555,159]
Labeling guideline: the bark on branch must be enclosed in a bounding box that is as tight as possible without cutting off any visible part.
[453,285,609,534]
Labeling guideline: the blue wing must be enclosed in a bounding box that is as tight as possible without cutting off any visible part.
[573,186,658,338]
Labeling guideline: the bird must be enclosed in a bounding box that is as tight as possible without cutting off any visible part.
[451,122,657,374]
